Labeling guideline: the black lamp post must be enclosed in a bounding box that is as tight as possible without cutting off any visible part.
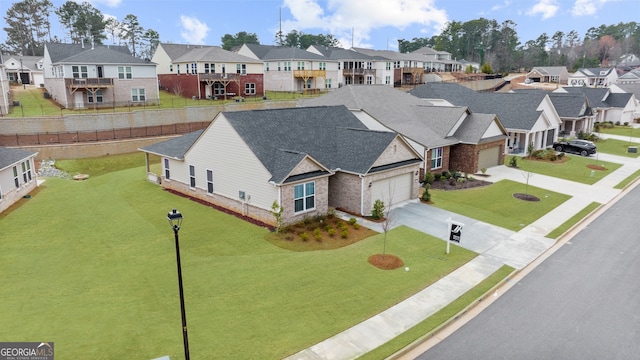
[167,208,190,360]
[19,59,25,89]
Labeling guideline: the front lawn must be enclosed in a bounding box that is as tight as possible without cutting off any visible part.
[514,155,622,184]
[597,125,640,137]
[1,158,480,359]
[594,137,640,158]
[430,179,571,231]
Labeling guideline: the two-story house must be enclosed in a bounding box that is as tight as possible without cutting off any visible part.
[42,42,159,109]
[306,46,389,88]
[410,46,461,73]
[237,44,330,93]
[152,43,264,100]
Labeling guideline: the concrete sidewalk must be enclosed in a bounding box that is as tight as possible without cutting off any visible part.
[286,150,640,360]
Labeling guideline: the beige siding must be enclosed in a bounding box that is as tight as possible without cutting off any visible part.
[371,137,419,168]
[184,115,277,211]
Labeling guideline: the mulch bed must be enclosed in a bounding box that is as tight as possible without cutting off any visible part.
[513,193,541,201]
[427,177,493,191]
[368,254,404,270]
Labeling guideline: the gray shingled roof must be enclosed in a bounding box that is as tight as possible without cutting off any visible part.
[173,46,261,63]
[139,130,205,159]
[454,113,501,144]
[46,43,149,64]
[0,147,37,171]
[299,85,502,147]
[311,46,378,60]
[410,83,546,131]
[158,43,213,60]
[562,87,632,109]
[547,93,591,117]
[241,44,326,61]
[223,106,412,183]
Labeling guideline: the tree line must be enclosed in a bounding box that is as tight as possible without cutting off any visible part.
[2,0,159,59]
[3,0,638,73]
[399,18,640,72]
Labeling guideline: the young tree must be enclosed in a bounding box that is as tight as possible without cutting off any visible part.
[119,14,144,57]
[104,17,121,45]
[55,1,106,45]
[3,0,53,56]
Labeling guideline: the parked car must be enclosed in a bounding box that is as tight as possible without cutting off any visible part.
[524,78,534,84]
[553,139,597,156]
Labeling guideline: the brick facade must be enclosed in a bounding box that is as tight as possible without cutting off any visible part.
[449,140,505,174]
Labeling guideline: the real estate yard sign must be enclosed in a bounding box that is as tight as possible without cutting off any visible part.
[446,218,464,254]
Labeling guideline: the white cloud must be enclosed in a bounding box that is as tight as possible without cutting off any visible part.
[491,0,512,11]
[179,15,209,45]
[526,0,559,20]
[91,0,122,7]
[281,0,448,48]
[571,0,611,16]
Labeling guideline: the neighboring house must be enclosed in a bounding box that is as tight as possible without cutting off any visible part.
[2,54,44,85]
[352,47,428,86]
[548,93,595,137]
[237,44,332,93]
[458,59,480,73]
[42,42,159,109]
[616,68,640,84]
[567,67,618,88]
[139,105,422,225]
[610,83,640,119]
[409,46,462,73]
[306,46,384,88]
[300,85,507,175]
[526,66,569,85]
[0,147,38,213]
[410,83,562,154]
[556,87,636,125]
[0,59,9,116]
[152,43,264,100]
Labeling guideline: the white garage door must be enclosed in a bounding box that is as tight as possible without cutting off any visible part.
[478,146,500,171]
[370,173,412,207]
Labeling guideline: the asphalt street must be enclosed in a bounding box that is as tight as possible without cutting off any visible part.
[416,182,640,360]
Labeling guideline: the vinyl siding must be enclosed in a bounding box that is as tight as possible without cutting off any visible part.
[184,114,277,210]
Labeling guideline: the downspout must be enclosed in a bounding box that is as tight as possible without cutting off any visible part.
[360,174,365,216]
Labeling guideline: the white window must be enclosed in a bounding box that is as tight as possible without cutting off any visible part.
[394,61,400,69]
[88,90,103,103]
[366,62,372,69]
[13,166,19,188]
[325,79,331,89]
[169,64,173,72]
[204,63,215,73]
[366,75,373,84]
[118,66,132,79]
[294,182,315,213]
[265,63,270,72]
[386,62,391,70]
[164,158,170,180]
[131,88,146,102]
[385,76,391,85]
[191,63,197,74]
[189,165,195,188]
[72,66,88,78]
[206,169,214,194]
[431,147,443,169]
[177,64,180,75]
[24,160,32,182]
[284,61,292,71]
[245,83,255,94]
[213,83,225,95]
[297,61,305,70]
[236,63,246,74]
[319,62,326,70]
[277,62,281,71]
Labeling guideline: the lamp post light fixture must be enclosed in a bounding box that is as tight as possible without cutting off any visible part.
[167,208,190,360]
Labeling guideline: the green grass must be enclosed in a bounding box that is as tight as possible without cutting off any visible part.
[545,202,601,239]
[594,137,640,158]
[430,179,571,231]
[598,125,640,137]
[1,157,481,359]
[55,152,159,177]
[7,86,324,117]
[515,156,622,184]
[360,265,515,360]
[614,169,640,189]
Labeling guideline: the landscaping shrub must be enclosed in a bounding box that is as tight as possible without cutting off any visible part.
[421,183,431,202]
[300,232,309,242]
[433,173,442,182]
[327,228,336,237]
[441,170,451,179]
[423,171,434,185]
[313,228,322,241]
[371,199,385,220]
[341,229,349,239]
[624,122,629,126]
[348,218,357,225]
[353,223,360,230]
[509,156,518,168]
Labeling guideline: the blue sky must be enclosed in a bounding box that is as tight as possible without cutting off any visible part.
[2,0,639,50]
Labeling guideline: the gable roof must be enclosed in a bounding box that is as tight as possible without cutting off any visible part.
[299,85,505,147]
[561,87,632,108]
[173,46,261,64]
[528,66,567,76]
[574,67,615,77]
[309,46,379,60]
[157,43,214,60]
[240,44,326,61]
[223,106,415,183]
[547,93,592,118]
[410,83,547,131]
[45,42,149,65]
[139,130,205,159]
[0,147,37,171]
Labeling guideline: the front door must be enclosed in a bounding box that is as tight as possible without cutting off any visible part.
[74,92,85,109]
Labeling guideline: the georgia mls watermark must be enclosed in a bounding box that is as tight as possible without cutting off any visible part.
[0,342,54,360]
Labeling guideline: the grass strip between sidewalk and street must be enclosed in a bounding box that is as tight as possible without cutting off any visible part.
[360,265,515,360]
[545,202,601,239]
[594,137,640,158]
[614,169,640,189]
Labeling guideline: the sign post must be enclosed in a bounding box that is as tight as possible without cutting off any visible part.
[446,217,464,254]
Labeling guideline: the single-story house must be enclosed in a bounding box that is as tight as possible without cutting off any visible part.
[410,83,562,154]
[567,67,618,88]
[139,105,422,226]
[0,147,38,213]
[526,66,569,84]
[299,85,507,175]
[555,87,636,125]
